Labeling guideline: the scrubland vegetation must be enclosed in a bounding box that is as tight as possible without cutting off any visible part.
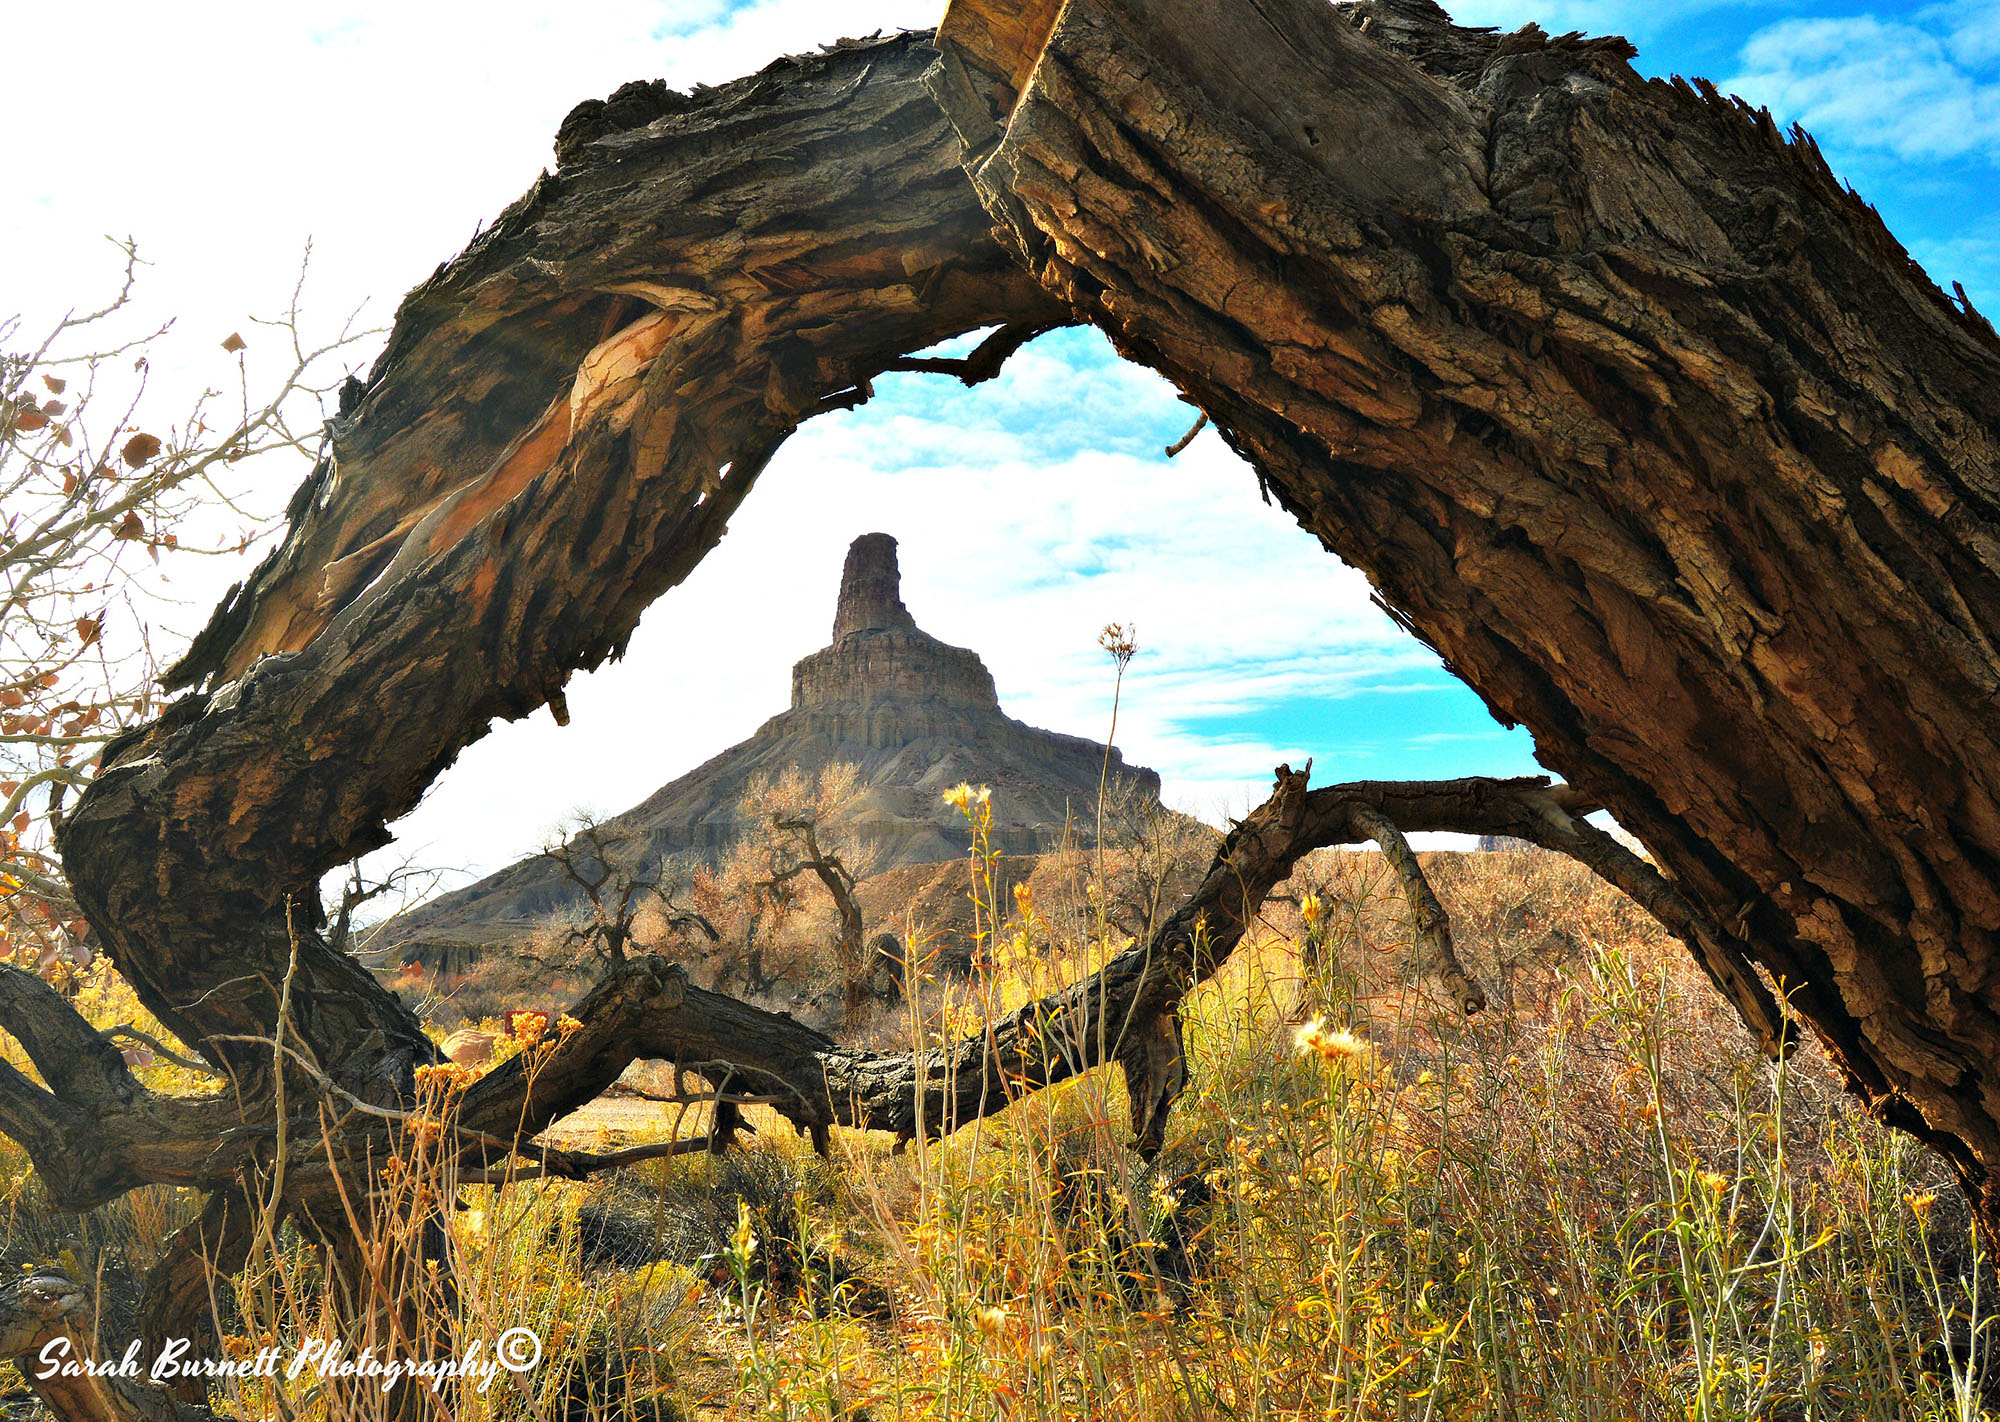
[8,831,1992,1420]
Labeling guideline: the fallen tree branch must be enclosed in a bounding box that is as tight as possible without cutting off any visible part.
[1345,804,1486,1014]
[447,767,1787,1170]
[463,1134,715,1185]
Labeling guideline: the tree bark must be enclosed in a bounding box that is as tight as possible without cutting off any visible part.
[49,36,1062,1418]
[23,2,2000,1411]
[927,0,2000,1212]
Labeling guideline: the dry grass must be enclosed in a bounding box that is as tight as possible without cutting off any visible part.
[5,843,1995,1420]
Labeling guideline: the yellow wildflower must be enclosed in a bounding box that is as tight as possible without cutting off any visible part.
[509,1009,550,1047]
[1697,1170,1729,1200]
[974,1305,1009,1340]
[1299,892,1322,929]
[1295,1017,1371,1065]
[1907,1190,1938,1225]
[414,1062,475,1093]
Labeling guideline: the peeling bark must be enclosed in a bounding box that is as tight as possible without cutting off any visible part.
[17,3,2000,1413]
[930,0,2000,1212]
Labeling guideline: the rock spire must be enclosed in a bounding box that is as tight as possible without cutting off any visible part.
[830,532,918,641]
[793,533,998,724]
[379,533,1162,963]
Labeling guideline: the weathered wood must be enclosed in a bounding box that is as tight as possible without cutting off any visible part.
[50,37,1060,1417]
[931,0,2000,1215]
[23,3,2000,1410]
[447,769,1764,1168]
[0,1271,216,1422]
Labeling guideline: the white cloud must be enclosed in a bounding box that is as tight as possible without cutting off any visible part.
[1931,0,2000,67]
[0,0,940,411]
[377,342,1444,888]
[1727,10,2000,163]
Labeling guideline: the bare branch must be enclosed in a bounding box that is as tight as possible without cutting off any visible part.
[447,768,1797,1172]
[1164,410,1208,456]
[101,1024,220,1078]
[1344,804,1486,1014]
[879,321,1063,385]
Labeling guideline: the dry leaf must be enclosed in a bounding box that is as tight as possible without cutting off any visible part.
[15,409,47,433]
[41,375,65,395]
[74,617,100,647]
[221,332,246,353]
[120,432,161,467]
[114,511,144,541]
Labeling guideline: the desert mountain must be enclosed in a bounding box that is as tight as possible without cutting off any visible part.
[381,533,1161,959]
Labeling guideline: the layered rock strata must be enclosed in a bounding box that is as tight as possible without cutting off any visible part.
[384,533,1159,958]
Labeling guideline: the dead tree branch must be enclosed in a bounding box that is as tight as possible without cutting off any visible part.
[1344,804,1486,1014]
[879,320,1063,384]
[443,768,1781,1169]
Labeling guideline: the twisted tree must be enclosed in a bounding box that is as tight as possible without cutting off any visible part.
[1,1,1993,1416]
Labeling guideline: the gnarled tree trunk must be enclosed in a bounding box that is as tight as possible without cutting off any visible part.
[16,2,2000,1415]
[925,0,2000,1206]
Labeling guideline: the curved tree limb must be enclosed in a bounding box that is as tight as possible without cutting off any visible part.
[0,965,262,1210]
[444,768,1783,1168]
[1345,804,1487,1015]
[25,1,2000,1402]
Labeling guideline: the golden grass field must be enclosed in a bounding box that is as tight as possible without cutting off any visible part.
[6,840,1993,1421]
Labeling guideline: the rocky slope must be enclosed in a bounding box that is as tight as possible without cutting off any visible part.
[381,534,1159,960]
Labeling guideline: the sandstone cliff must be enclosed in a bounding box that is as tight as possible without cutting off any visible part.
[382,534,1160,959]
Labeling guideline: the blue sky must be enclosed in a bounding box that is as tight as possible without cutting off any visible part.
[2,0,1993,886]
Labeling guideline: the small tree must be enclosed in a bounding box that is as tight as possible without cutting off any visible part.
[534,812,675,973]
[0,243,362,978]
[733,764,882,1016]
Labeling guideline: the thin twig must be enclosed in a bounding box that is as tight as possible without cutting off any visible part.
[1164,410,1209,456]
[101,1024,220,1078]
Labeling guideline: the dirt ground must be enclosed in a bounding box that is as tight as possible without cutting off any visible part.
[539,1093,672,1146]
